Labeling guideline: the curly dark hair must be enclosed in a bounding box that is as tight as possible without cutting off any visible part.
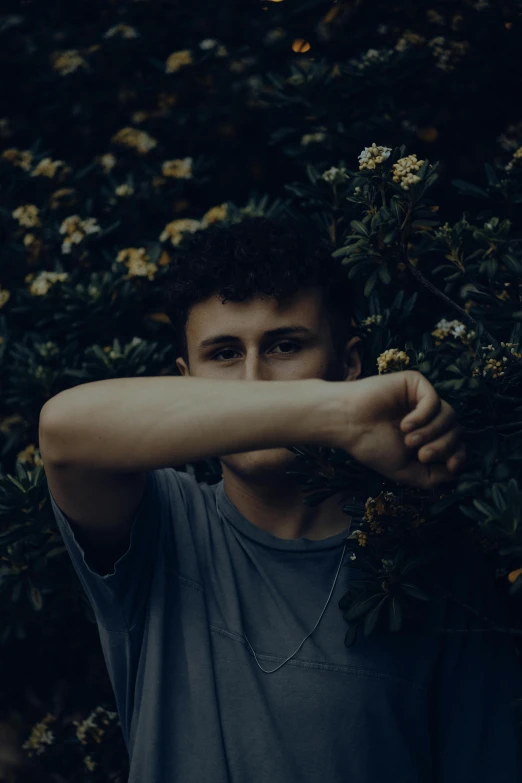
[161,215,358,367]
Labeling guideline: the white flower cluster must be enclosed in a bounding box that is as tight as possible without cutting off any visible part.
[432,318,473,342]
[505,146,522,172]
[104,24,139,38]
[360,314,383,329]
[349,47,394,71]
[391,153,426,190]
[321,166,349,184]
[301,131,327,146]
[198,39,229,57]
[59,215,101,254]
[358,143,392,171]
[377,348,410,374]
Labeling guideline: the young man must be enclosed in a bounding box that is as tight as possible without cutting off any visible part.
[40,217,521,782]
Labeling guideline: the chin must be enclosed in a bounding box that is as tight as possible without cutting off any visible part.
[220,447,299,479]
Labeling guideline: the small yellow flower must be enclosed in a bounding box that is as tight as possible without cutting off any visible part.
[165,49,193,73]
[301,131,327,146]
[97,153,117,172]
[0,289,11,309]
[12,204,41,228]
[0,117,12,138]
[2,147,33,171]
[159,218,202,246]
[84,755,97,771]
[49,188,77,210]
[115,183,134,197]
[115,248,156,280]
[104,23,139,38]
[201,203,228,226]
[59,215,100,254]
[31,157,66,178]
[21,713,56,757]
[162,158,193,178]
[73,706,118,746]
[116,247,149,265]
[111,127,157,154]
[358,142,392,171]
[391,153,426,191]
[51,49,88,75]
[376,348,410,374]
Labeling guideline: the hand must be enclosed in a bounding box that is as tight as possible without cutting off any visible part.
[328,370,467,490]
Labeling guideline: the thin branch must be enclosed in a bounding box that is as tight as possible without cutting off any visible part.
[397,206,522,365]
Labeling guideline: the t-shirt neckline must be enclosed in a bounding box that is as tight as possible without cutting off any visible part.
[214,479,353,552]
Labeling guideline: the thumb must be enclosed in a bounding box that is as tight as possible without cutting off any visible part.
[400,371,442,433]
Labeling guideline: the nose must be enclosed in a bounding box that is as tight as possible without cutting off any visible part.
[241,350,272,382]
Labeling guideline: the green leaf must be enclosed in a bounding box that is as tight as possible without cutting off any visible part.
[484,163,500,188]
[364,269,379,297]
[378,265,391,284]
[343,592,383,622]
[391,198,402,221]
[5,474,25,493]
[28,585,43,611]
[388,596,403,631]
[350,220,370,236]
[331,243,361,258]
[498,545,522,556]
[451,179,490,198]
[502,255,521,275]
[370,212,381,232]
[491,484,507,512]
[363,596,386,636]
[306,164,320,185]
[458,504,482,521]
[383,229,397,245]
[344,624,358,648]
[434,379,462,392]
[401,583,429,601]
[472,498,496,518]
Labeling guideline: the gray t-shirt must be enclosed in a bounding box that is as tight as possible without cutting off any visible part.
[48,467,522,782]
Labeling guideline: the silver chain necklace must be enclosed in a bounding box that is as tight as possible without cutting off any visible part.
[243,542,348,674]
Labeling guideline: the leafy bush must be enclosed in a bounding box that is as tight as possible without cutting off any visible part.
[1,0,522,778]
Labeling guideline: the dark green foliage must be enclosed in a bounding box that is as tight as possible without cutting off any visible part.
[1,0,522,777]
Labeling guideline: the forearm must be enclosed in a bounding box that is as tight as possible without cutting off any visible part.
[39,375,341,473]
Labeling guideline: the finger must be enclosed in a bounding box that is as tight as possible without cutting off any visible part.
[417,425,461,464]
[447,444,467,473]
[404,402,458,448]
[423,462,461,489]
[395,459,460,490]
[401,372,441,433]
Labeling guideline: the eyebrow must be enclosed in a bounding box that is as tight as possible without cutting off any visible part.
[197,325,315,352]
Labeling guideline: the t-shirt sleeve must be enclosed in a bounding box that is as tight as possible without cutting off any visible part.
[47,467,187,632]
[429,545,522,781]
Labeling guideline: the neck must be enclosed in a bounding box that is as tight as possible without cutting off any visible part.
[221,464,352,541]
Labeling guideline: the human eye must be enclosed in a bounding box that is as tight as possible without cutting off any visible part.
[211,348,240,361]
[271,340,301,355]
[211,341,301,361]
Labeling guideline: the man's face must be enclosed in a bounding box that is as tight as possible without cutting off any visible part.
[175,286,361,481]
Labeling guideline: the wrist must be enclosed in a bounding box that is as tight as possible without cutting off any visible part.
[304,378,354,450]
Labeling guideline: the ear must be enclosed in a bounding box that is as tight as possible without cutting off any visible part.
[176,357,190,376]
[341,336,362,381]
